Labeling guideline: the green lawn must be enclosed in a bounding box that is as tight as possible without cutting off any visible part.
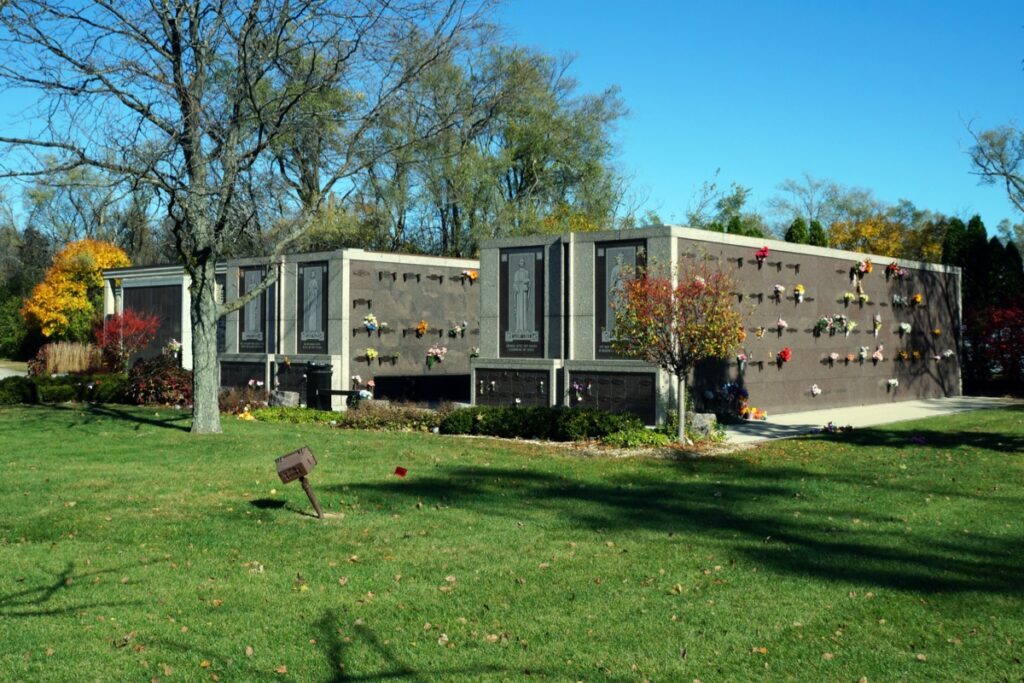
[1,404,1022,682]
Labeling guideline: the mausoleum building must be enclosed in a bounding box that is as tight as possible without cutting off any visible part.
[473,226,962,424]
[103,249,481,408]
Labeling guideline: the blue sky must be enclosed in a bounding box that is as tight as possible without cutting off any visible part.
[499,1,1024,231]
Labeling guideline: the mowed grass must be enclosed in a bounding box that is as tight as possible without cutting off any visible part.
[0,404,1022,682]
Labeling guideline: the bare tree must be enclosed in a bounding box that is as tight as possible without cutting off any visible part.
[0,1,488,433]
[767,172,842,227]
[969,124,1024,214]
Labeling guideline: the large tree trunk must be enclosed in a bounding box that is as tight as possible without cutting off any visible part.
[190,259,222,434]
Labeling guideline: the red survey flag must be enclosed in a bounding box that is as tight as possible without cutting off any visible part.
[394,467,408,477]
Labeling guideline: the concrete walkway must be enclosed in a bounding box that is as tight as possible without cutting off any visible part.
[724,396,1021,445]
[0,367,25,380]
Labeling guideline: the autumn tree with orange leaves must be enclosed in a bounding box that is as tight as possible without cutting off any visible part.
[21,239,130,341]
[612,260,745,443]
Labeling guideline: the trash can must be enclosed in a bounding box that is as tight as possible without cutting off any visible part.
[306,362,333,411]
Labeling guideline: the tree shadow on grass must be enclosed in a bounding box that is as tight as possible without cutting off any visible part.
[40,402,192,432]
[343,451,1024,596]
[811,414,1024,454]
[313,610,520,682]
[0,560,152,618]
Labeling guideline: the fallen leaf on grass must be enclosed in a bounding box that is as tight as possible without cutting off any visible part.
[211,599,223,608]
[200,660,210,668]
[822,652,833,660]
[437,633,449,646]
[163,664,173,676]
[484,634,498,643]
[245,646,254,657]
[752,646,768,655]
[275,664,288,674]
[338,577,349,586]
[916,653,928,662]
[45,648,54,657]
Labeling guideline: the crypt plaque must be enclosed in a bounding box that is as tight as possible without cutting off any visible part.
[596,239,646,358]
[297,262,328,354]
[239,267,267,353]
[499,247,545,358]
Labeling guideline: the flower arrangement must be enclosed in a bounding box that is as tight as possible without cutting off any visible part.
[247,378,264,388]
[351,374,362,386]
[843,292,855,304]
[773,284,786,300]
[911,293,923,306]
[872,345,884,363]
[898,322,912,336]
[776,316,788,332]
[425,345,447,368]
[898,350,909,361]
[859,346,869,361]
[363,313,379,332]
[794,284,805,303]
[166,338,183,355]
[462,269,479,282]
[737,352,748,371]
[873,313,882,337]
[416,319,429,337]
[833,314,851,336]
[942,349,955,358]
[570,380,590,403]
[887,378,899,389]
[448,320,468,338]
[777,347,792,364]
[932,327,941,336]
[845,319,858,337]
[892,294,908,308]
[469,347,480,358]
[811,384,822,397]
[741,405,767,420]
[912,350,921,361]
[755,326,766,339]
[391,351,401,361]
[857,259,873,275]
[364,347,378,361]
[366,379,375,393]
[846,352,856,363]
[886,262,908,279]
[755,246,769,266]
[828,352,840,364]
[858,292,869,304]
[815,316,834,336]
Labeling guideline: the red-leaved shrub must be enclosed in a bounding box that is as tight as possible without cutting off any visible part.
[124,353,192,406]
[94,310,160,372]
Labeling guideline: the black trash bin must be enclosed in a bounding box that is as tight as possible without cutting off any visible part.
[306,362,333,411]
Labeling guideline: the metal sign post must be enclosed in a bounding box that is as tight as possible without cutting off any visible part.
[275,446,324,518]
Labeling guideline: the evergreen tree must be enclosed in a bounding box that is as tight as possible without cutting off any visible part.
[807,220,828,247]
[784,217,808,244]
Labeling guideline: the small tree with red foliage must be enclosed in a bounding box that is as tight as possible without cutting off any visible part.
[974,296,1024,390]
[94,310,160,373]
[612,260,745,443]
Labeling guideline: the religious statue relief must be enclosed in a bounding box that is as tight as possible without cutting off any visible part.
[241,269,263,342]
[300,265,325,342]
[506,254,539,342]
